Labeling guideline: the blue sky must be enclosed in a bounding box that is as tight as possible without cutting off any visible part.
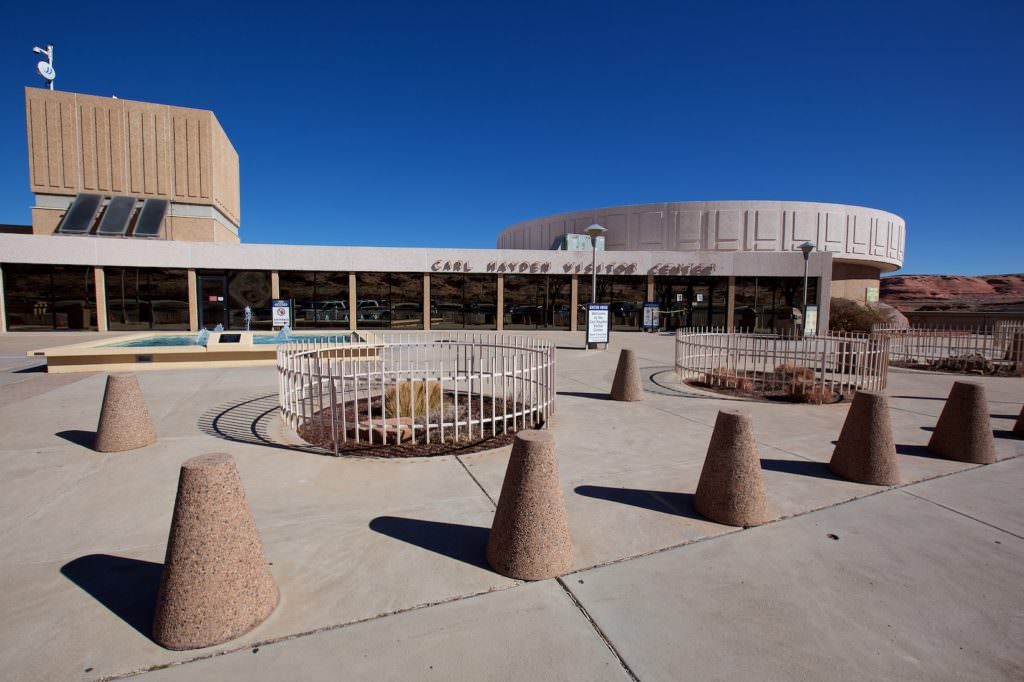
[1,1,1021,275]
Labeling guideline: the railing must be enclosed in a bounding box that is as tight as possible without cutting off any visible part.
[277,332,556,455]
[674,328,889,404]
[871,321,1024,375]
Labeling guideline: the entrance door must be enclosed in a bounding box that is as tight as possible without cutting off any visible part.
[199,275,228,330]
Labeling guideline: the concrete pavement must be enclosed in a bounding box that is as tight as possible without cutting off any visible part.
[0,330,1020,680]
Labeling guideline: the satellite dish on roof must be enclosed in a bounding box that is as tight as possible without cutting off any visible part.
[32,44,55,90]
[37,61,55,81]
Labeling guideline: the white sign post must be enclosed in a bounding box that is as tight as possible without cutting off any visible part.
[586,303,610,347]
[272,299,290,328]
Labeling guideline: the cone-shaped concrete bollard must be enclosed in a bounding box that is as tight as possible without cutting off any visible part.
[925,378,995,464]
[486,430,572,580]
[94,373,157,452]
[927,381,997,464]
[694,410,771,527]
[153,453,278,650]
[1014,404,1024,435]
[609,349,644,401]
[828,391,901,485]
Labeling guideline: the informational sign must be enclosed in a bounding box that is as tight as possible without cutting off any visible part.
[865,286,879,303]
[803,305,819,337]
[586,304,610,345]
[676,293,684,302]
[695,293,704,303]
[272,299,291,328]
[643,302,660,331]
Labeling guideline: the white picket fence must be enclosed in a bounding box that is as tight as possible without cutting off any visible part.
[278,332,556,455]
[675,328,889,403]
[872,321,1024,374]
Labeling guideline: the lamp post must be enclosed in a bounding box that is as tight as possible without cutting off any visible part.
[585,223,606,349]
[799,241,815,335]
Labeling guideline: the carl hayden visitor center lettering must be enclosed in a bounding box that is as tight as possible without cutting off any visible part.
[0,87,906,336]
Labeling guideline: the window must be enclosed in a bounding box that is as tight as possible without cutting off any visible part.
[430,273,498,330]
[735,277,818,332]
[279,271,350,328]
[355,273,423,329]
[2,264,97,331]
[502,275,573,330]
[578,275,647,331]
[105,268,189,330]
[227,271,273,330]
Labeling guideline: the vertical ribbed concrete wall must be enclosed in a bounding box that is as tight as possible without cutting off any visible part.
[24,88,240,228]
[497,201,904,273]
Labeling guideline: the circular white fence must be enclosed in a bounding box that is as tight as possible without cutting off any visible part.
[278,332,556,455]
[675,328,889,403]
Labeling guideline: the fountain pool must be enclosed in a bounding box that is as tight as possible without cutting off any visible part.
[28,331,364,373]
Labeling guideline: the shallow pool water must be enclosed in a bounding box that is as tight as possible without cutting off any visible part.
[103,333,353,348]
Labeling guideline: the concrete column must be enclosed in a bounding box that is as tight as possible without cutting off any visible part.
[496,274,504,332]
[646,273,655,302]
[570,274,579,332]
[187,269,199,332]
[270,271,280,299]
[348,272,357,331]
[726,276,736,331]
[423,273,431,331]
[816,254,832,333]
[94,267,108,332]
[0,265,7,333]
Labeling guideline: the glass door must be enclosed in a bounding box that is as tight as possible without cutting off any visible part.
[690,281,711,327]
[199,275,228,330]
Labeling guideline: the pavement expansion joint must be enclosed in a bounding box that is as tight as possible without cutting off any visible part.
[556,576,640,682]
[455,454,498,508]
[900,488,1024,541]
[102,583,522,681]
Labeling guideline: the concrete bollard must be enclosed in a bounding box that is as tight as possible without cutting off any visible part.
[829,391,901,485]
[94,373,158,452]
[152,453,278,650]
[486,430,572,580]
[927,381,997,464]
[693,410,771,527]
[609,349,644,401]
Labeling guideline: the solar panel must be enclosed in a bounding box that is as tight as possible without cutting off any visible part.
[131,198,169,238]
[56,194,103,234]
[96,196,138,236]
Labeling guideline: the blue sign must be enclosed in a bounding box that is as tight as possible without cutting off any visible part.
[643,302,660,330]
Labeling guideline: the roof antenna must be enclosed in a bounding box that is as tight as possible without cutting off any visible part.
[32,44,55,90]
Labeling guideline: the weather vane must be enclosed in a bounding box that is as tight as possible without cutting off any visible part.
[33,44,55,90]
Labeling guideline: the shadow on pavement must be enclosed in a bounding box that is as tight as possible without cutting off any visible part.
[198,393,328,456]
[13,363,47,374]
[56,429,95,449]
[574,484,703,520]
[894,443,949,460]
[60,554,162,642]
[369,516,490,569]
[993,429,1022,440]
[557,391,608,400]
[759,458,840,480]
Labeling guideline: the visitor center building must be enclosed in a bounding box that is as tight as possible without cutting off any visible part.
[0,88,906,335]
